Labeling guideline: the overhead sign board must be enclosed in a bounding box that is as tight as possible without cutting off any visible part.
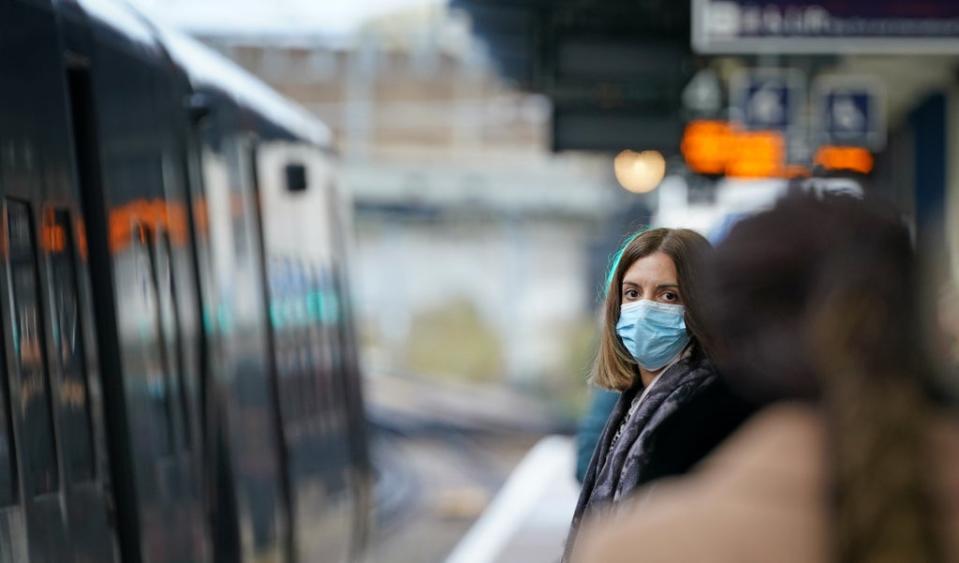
[693,0,959,54]
[551,107,682,153]
[814,76,886,149]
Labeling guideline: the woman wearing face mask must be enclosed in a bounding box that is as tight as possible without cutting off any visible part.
[564,228,754,559]
[571,195,959,563]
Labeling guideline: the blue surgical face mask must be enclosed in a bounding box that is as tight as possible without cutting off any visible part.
[616,300,690,371]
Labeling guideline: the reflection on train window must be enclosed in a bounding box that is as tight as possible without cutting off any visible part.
[133,224,176,457]
[0,325,14,504]
[6,200,59,495]
[45,209,95,482]
[154,229,190,450]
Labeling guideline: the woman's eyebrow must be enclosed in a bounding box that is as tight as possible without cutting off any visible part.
[622,280,679,289]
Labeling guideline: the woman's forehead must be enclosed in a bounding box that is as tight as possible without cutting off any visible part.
[623,252,678,285]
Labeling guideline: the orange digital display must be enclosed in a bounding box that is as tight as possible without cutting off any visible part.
[680,120,731,176]
[725,130,785,179]
[682,121,874,179]
[814,146,874,174]
[681,120,786,179]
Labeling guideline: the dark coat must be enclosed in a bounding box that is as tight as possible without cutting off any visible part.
[565,350,754,558]
[574,388,620,483]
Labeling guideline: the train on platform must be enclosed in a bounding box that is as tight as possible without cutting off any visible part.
[0,0,370,561]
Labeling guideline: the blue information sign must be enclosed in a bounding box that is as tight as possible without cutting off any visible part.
[816,77,885,149]
[732,69,804,131]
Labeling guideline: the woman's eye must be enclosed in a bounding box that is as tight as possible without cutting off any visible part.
[623,289,638,299]
[662,292,678,302]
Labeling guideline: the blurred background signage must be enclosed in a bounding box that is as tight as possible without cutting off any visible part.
[815,76,886,150]
[453,0,891,178]
[814,146,875,174]
[732,68,804,131]
[682,68,724,118]
[681,120,731,176]
[680,68,884,179]
[693,0,959,54]
[680,121,791,179]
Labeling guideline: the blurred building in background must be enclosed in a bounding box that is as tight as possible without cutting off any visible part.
[131,0,959,407]
[134,0,627,408]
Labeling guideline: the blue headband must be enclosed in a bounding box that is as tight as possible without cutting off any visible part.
[603,227,648,298]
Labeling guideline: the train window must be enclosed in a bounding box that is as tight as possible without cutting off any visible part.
[0,370,13,506]
[5,200,59,495]
[0,311,14,504]
[132,223,176,458]
[284,163,308,193]
[153,229,190,450]
[44,209,95,482]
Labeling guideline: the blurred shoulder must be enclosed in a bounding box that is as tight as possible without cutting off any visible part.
[572,404,830,563]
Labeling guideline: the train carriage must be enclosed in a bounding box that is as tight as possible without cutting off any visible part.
[0,0,370,561]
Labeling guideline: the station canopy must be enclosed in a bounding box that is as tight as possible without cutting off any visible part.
[450,0,693,153]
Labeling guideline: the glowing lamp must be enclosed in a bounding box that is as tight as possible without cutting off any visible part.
[614,150,666,194]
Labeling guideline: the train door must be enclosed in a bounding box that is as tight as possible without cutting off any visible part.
[42,206,118,563]
[151,62,212,563]
[0,186,28,563]
[0,61,69,560]
[63,48,207,561]
[62,60,147,563]
[0,2,120,561]
[192,123,292,562]
[0,196,69,563]
[254,142,358,562]
[0,5,48,561]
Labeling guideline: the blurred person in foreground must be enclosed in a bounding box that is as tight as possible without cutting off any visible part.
[572,193,959,563]
[564,228,754,558]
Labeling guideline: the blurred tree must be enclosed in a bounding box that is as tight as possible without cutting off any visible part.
[407,297,504,381]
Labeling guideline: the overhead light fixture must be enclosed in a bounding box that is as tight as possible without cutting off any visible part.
[614,150,666,193]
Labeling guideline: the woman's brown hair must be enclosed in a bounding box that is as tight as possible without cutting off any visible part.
[590,228,712,391]
[704,193,942,563]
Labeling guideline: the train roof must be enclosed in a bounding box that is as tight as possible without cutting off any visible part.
[73,0,165,55]
[157,28,333,148]
[73,0,333,148]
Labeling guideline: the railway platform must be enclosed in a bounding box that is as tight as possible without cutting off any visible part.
[445,436,580,563]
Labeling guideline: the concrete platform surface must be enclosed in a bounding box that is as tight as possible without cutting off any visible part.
[446,436,580,563]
